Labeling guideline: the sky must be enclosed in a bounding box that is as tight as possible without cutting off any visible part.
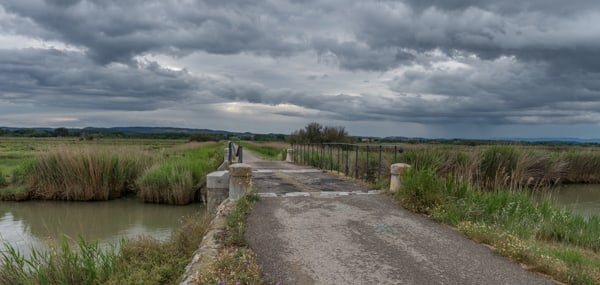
[1,0,600,139]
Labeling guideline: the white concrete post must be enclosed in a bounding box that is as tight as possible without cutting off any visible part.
[206,171,230,216]
[390,163,411,193]
[286,149,294,162]
[228,163,252,200]
[223,147,230,163]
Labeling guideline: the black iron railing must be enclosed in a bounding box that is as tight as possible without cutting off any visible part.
[293,143,403,182]
[228,141,243,163]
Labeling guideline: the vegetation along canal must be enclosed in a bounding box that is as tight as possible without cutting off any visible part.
[0,199,204,258]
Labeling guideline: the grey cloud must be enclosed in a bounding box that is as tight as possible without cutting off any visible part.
[0,49,201,110]
[312,38,415,71]
[388,56,600,125]
[1,0,302,64]
[1,0,600,138]
[354,1,600,72]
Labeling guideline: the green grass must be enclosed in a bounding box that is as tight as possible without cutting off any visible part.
[0,138,223,204]
[0,212,210,285]
[106,212,210,285]
[238,141,286,160]
[393,167,600,284]
[1,238,119,285]
[137,143,222,204]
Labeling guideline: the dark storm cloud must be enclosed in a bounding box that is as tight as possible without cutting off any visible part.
[1,0,301,64]
[0,49,201,110]
[354,1,600,71]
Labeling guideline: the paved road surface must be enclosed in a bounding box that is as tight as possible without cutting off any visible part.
[243,151,555,285]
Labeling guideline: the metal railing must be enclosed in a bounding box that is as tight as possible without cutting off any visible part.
[228,141,243,163]
[293,143,403,182]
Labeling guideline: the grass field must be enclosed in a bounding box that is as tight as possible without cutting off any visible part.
[0,138,220,204]
[237,141,289,160]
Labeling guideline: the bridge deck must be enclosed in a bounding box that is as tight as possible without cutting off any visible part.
[243,151,555,285]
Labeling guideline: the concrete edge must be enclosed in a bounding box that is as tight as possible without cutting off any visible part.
[179,199,234,285]
[257,190,382,198]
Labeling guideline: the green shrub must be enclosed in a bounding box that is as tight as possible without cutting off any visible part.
[137,143,221,204]
[396,168,444,213]
[137,158,198,205]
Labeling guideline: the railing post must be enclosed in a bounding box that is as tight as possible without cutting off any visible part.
[365,145,370,181]
[345,144,349,176]
[390,163,411,193]
[394,145,397,163]
[223,147,230,164]
[319,143,325,169]
[228,141,233,163]
[286,148,294,162]
[329,144,333,171]
[354,145,359,179]
[237,146,243,163]
[378,145,382,180]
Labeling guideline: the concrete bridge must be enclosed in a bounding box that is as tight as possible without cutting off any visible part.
[186,148,555,285]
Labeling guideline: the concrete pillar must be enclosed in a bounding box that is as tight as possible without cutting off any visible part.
[206,171,230,216]
[229,163,252,200]
[390,163,411,193]
[223,147,230,163]
[286,148,294,162]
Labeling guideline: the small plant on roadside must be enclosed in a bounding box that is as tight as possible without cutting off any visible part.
[195,193,273,285]
[225,194,260,246]
[196,248,267,285]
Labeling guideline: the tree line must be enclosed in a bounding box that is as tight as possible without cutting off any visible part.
[288,122,352,144]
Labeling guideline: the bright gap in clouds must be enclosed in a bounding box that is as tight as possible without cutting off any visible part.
[217,102,320,117]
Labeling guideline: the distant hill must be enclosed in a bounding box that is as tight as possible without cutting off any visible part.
[0,126,286,140]
[81,126,233,135]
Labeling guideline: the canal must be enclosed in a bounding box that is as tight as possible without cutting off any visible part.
[548,184,600,218]
[0,199,203,257]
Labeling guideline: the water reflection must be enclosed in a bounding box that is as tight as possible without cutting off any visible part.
[547,184,600,217]
[0,199,204,256]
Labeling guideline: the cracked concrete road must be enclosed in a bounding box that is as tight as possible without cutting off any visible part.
[243,151,555,285]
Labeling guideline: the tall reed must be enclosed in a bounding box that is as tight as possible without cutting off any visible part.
[137,143,221,204]
[20,146,152,201]
[0,238,118,285]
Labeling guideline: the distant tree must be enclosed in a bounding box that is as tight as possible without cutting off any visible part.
[289,122,350,144]
[322,126,349,142]
[53,127,69,137]
[190,133,217,142]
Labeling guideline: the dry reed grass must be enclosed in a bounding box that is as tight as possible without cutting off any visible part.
[23,145,152,200]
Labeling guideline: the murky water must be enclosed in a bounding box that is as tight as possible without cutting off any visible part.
[0,199,204,256]
[546,184,600,217]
